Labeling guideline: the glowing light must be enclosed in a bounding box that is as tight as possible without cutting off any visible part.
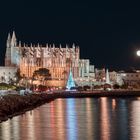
[100,97,110,140]
[136,50,140,56]
[56,99,65,140]
[1,120,11,140]
[85,98,93,138]
[66,99,77,140]
[66,69,75,90]
[112,99,116,110]
[131,100,140,140]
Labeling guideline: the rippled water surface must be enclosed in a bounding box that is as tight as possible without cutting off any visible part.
[1,97,140,140]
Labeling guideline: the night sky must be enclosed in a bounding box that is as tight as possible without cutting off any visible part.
[0,0,140,70]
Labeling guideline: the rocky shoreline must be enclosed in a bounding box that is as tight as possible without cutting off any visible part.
[1,90,140,123]
[0,94,57,123]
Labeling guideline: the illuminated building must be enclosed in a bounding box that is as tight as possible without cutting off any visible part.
[5,31,94,87]
[5,32,80,78]
[4,31,140,88]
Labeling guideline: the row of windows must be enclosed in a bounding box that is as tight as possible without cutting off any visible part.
[3,72,11,74]
[126,74,139,77]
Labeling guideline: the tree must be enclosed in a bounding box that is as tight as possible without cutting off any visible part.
[104,83,111,90]
[83,85,91,91]
[113,84,120,89]
[33,68,51,85]
[15,68,22,84]
[77,86,83,91]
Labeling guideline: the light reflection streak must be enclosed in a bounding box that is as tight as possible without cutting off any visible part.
[100,97,110,140]
[19,114,28,139]
[112,99,116,110]
[50,101,56,139]
[1,120,11,140]
[32,109,41,140]
[130,100,140,140]
[1,117,20,140]
[85,98,93,139]
[12,117,20,140]
[27,111,35,140]
[56,99,65,140]
[66,99,77,140]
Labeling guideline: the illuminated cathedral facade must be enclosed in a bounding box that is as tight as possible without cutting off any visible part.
[5,31,85,81]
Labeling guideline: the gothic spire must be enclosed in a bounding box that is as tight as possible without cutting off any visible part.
[106,69,110,84]
[6,33,11,48]
[19,41,21,47]
[11,31,17,47]
[72,43,75,48]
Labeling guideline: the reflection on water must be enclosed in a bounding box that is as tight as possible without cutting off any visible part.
[100,97,110,140]
[130,98,140,140]
[66,99,77,140]
[0,97,140,140]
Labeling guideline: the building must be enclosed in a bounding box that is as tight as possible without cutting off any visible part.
[117,70,140,88]
[0,67,17,83]
[5,31,95,87]
[109,71,117,84]
[3,31,140,88]
[95,68,106,82]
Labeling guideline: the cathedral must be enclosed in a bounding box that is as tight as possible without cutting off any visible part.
[4,31,94,87]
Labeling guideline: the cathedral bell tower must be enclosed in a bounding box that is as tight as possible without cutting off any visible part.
[11,31,17,66]
[5,33,11,66]
[5,31,17,66]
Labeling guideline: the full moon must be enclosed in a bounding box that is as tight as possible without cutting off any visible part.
[137,50,140,56]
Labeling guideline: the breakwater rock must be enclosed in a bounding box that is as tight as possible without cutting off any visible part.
[0,94,56,123]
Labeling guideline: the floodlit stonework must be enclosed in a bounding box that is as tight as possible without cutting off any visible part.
[2,31,140,88]
[0,67,17,83]
[4,31,94,86]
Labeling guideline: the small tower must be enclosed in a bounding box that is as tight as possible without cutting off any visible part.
[5,33,11,66]
[11,31,17,65]
[11,31,17,47]
[106,69,110,84]
[6,33,11,48]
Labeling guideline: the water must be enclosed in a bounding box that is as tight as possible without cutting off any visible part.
[0,97,140,140]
